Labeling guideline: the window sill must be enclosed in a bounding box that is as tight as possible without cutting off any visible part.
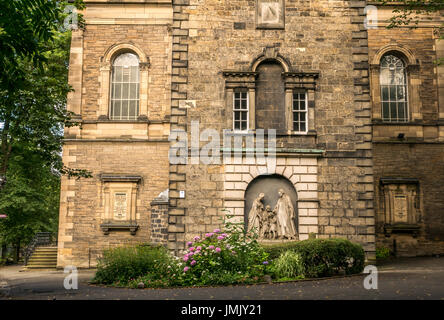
[372,119,416,125]
[100,223,139,236]
[224,130,317,137]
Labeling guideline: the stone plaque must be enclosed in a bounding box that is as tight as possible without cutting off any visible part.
[393,195,408,223]
[257,0,285,29]
[114,193,127,220]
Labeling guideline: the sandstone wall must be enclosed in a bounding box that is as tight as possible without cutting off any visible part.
[168,0,375,257]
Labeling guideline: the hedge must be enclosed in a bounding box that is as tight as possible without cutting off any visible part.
[92,244,173,285]
[262,238,365,278]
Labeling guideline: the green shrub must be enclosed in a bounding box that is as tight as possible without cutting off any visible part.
[263,238,365,278]
[93,244,173,285]
[94,215,270,288]
[376,246,391,260]
[177,225,270,286]
[272,250,304,279]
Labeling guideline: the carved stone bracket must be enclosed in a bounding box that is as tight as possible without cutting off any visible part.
[100,223,139,236]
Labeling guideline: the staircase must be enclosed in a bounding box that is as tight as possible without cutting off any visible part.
[23,232,58,270]
[24,247,58,269]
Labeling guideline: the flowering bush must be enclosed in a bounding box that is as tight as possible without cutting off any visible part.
[178,218,270,286]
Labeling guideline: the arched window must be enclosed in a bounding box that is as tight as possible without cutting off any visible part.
[110,52,140,120]
[380,54,408,122]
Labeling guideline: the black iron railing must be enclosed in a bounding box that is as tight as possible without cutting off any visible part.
[24,232,56,265]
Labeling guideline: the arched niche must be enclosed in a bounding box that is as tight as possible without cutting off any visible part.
[244,174,298,233]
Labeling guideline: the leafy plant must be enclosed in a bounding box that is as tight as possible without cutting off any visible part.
[376,246,391,260]
[263,238,365,278]
[272,250,305,280]
[92,244,174,285]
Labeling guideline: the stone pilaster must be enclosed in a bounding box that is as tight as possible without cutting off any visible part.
[168,0,190,253]
[349,0,375,260]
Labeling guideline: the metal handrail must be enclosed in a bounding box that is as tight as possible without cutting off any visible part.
[24,232,56,265]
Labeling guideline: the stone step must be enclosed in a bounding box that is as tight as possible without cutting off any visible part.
[34,247,57,251]
[25,247,58,269]
[28,258,57,262]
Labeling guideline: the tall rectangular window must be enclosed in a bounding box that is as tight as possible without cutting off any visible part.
[380,54,408,122]
[292,92,307,133]
[110,53,140,120]
[233,90,249,131]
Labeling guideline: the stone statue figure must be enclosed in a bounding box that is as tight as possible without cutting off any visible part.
[247,193,265,234]
[262,205,278,240]
[274,189,297,239]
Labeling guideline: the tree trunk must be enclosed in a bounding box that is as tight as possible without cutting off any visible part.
[12,239,20,264]
[0,244,6,259]
[0,117,12,189]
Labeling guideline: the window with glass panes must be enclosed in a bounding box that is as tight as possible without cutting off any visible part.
[110,53,140,120]
[292,92,307,132]
[380,54,408,122]
[233,91,249,131]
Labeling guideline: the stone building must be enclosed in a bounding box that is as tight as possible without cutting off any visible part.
[367,3,444,257]
[57,0,444,268]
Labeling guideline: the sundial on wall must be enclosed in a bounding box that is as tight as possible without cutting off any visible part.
[257,0,285,29]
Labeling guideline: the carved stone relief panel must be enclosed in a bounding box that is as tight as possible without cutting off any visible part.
[256,0,285,29]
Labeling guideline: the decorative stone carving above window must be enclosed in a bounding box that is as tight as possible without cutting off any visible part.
[380,178,421,237]
[99,174,142,235]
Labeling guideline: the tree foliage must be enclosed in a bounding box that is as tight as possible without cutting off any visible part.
[0,0,87,185]
[0,0,89,258]
[378,1,444,64]
[380,0,444,29]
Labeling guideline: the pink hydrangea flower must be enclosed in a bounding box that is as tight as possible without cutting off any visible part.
[215,247,221,253]
[213,229,221,233]
[189,247,195,252]
[186,241,193,247]
[208,245,215,250]
[191,260,197,266]
[196,246,202,251]
[183,256,189,262]
[221,233,228,237]
[217,236,224,240]
[184,267,189,272]
[193,236,200,241]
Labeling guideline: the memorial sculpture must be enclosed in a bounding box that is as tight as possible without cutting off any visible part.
[247,189,298,240]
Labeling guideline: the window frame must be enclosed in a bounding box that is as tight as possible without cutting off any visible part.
[98,43,150,121]
[379,54,409,123]
[109,52,141,121]
[370,45,421,124]
[233,89,250,132]
[291,90,309,134]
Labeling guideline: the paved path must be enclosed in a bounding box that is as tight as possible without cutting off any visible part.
[1,257,443,300]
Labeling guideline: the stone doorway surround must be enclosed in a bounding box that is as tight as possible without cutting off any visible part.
[223,156,319,240]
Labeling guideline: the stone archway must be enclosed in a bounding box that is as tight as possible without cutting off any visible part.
[244,174,298,236]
